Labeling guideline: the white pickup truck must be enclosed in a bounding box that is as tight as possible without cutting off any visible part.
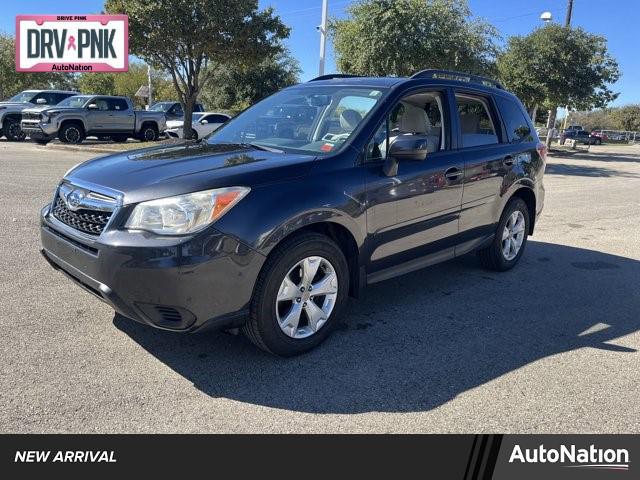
[21,95,166,144]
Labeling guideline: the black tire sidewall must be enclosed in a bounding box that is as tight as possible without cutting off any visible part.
[60,124,84,144]
[142,126,157,141]
[252,236,349,356]
[492,198,530,270]
[4,119,25,141]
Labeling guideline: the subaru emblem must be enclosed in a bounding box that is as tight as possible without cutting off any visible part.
[66,189,85,211]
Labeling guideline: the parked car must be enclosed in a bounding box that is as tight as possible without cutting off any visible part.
[565,125,583,132]
[561,129,600,145]
[165,112,231,139]
[40,70,546,356]
[0,90,78,141]
[149,101,205,121]
[590,130,608,142]
[21,95,166,144]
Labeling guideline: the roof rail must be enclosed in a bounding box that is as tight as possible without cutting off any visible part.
[411,69,503,89]
[308,74,363,82]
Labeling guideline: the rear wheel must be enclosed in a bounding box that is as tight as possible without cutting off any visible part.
[140,124,158,142]
[243,233,349,356]
[3,118,26,141]
[478,197,530,271]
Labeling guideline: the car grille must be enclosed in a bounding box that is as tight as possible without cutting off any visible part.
[52,197,112,235]
[22,112,41,121]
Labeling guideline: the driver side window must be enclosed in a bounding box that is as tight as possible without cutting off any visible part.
[366,91,444,163]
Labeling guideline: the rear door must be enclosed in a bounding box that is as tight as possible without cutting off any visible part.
[107,98,134,131]
[455,91,511,251]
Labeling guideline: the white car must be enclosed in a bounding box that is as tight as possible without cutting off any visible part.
[165,112,231,139]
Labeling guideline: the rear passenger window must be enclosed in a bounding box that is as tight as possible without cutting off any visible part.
[108,98,129,111]
[495,96,532,143]
[455,94,498,148]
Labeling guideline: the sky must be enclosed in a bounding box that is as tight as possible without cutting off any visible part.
[2,0,638,106]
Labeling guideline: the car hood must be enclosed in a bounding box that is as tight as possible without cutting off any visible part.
[166,120,184,129]
[66,141,317,205]
[0,101,34,109]
[23,105,79,114]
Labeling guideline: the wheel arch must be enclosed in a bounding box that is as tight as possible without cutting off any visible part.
[508,186,536,234]
[256,220,362,299]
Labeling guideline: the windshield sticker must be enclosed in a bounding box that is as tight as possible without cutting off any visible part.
[320,143,334,152]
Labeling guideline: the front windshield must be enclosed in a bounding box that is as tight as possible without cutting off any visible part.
[150,102,172,112]
[8,91,37,103]
[207,86,387,155]
[56,95,92,108]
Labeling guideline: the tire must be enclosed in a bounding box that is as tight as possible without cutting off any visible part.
[59,123,85,144]
[478,197,530,271]
[595,138,602,145]
[140,124,158,142]
[3,118,26,141]
[243,233,350,356]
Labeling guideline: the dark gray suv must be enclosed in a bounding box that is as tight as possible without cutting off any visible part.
[40,70,546,356]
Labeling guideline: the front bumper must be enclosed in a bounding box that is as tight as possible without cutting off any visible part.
[21,120,58,140]
[40,204,265,332]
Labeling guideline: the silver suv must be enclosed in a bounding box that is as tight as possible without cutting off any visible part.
[0,90,77,141]
[21,95,167,145]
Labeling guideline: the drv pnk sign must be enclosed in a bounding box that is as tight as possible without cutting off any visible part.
[16,15,128,72]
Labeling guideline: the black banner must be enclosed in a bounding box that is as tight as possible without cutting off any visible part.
[0,434,636,478]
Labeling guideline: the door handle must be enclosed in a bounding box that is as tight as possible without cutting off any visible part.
[444,167,463,180]
[503,155,514,166]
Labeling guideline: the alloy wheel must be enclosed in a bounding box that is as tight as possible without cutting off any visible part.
[501,210,526,261]
[275,256,338,339]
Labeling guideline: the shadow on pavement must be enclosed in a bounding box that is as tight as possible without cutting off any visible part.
[114,241,639,414]
[545,163,639,178]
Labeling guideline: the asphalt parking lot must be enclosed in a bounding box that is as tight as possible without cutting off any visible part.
[1,140,639,433]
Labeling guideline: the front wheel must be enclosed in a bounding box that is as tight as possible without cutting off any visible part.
[59,123,85,144]
[243,233,349,356]
[3,118,26,141]
[478,197,530,271]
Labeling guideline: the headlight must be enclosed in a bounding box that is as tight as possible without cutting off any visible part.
[48,111,60,119]
[125,187,250,235]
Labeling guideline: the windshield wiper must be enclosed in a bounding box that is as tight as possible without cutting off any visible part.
[240,142,284,154]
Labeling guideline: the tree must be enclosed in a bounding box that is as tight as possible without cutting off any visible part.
[610,105,640,132]
[200,50,300,112]
[77,61,179,107]
[0,33,77,99]
[498,24,620,144]
[330,0,498,77]
[105,0,289,138]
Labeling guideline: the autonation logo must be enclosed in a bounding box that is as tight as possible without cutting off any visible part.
[509,444,630,471]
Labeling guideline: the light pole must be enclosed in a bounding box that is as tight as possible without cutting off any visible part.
[147,64,153,109]
[318,0,328,76]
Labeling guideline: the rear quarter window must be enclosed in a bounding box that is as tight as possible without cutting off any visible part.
[495,96,533,143]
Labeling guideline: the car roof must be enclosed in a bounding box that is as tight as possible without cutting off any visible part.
[198,112,231,116]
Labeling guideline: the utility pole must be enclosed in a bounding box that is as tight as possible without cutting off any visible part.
[147,64,153,109]
[318,0,328,76]
[565,0,574,26]
[546,0,575,146]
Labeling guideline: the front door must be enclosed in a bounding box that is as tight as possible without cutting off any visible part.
[363,90,463,281]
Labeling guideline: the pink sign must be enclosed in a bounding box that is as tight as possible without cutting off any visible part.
[16,15,129,72]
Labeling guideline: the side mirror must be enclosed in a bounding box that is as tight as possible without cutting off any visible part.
[200,120,208,125]
[383,136,429,176]
[36,98,47,104]
[87,104,98,110]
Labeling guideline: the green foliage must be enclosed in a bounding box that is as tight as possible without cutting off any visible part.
[200,51,300,112]
[498,24,620,111]
[78,62,179,108]
[105,0,289,137]
[330,0,498,77]
[609,105,640,132]
[0,33,77,99]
